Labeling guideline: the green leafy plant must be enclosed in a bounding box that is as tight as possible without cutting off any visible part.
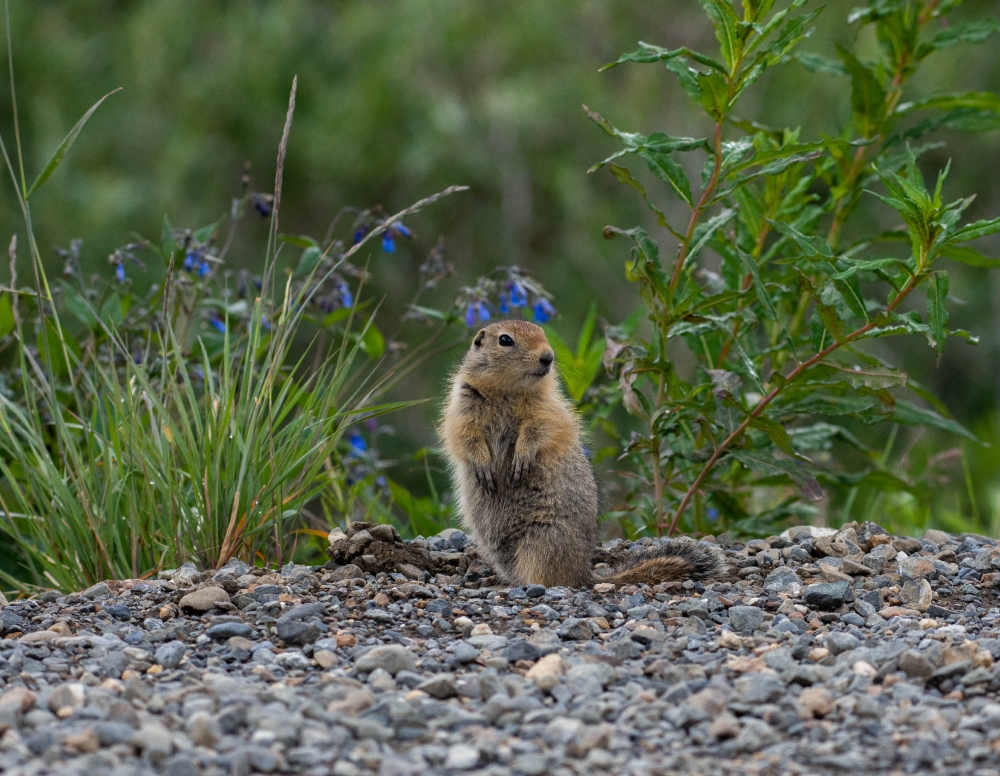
[593,0,1000,538]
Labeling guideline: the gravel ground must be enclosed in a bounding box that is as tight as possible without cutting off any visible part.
[2,520,1000,775]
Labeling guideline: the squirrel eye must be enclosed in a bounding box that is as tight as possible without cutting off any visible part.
[498,334,514,347]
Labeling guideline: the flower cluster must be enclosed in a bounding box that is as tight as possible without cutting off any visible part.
[106,242,147,285]
[351,209,414,254]
[453,268,556,328]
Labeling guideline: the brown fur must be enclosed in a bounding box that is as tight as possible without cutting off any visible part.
[440,320,727,588]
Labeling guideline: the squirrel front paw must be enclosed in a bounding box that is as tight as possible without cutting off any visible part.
[473,463,496,494]
[511,453,533,486]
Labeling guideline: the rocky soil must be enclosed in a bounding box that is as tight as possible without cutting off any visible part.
[2,520,1000,775]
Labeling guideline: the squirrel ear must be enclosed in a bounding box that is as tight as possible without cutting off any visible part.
[473,329,486,347]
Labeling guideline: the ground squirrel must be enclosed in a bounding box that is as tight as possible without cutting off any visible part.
[440,320,727,588]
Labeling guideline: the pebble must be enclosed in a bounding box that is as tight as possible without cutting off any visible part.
[2,522,1000,776]
[178,586,231,612]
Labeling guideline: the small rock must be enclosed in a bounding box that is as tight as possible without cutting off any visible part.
[556,618,593,640]
[826,632,860,655]
[186,712,221,747]
[356,645,417,676]
[18,630,57,645]
[48,683,85,716]
[179,587,231,612]
[443,744,480,770]
[526,653,566,691]
[900,650,935,681]
[416,674,458,699]
[328,564,365,582]
[96,721,136,747]
[0,687,36,713]
[276,619,321,646]
[452,641,481,663]
[763,568,802,597]
[65,728,100,753]
[803,581,852,609]
[797,687,834,718]
[81,582,112,600]
[206,621,252,640]
[314,649,337,669]
[154,640,187,669]
[504,638,542,662]
[899,578,933,612]
[729,606,764,633]
[708,712,741,739]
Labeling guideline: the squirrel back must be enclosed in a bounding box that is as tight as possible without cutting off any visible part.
[440,320,727,588]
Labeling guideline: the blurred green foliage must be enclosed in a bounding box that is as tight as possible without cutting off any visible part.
[2,0,1000,543]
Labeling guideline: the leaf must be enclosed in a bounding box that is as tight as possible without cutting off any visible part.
[736,248,777,319]
[792,51,847,75]
[294,246,323,278]
[0,293,13,338]
[59,282,98,328]
[891,400,979,443]
[918,18,1000,59]
[640,150,693,205]
[926,270,948,361]
[608,164,673,226]
[766,218,833,258]
[100,293,125,328]
[940,245,1000,268]
[600,41,728,74]
[836,45,885,137]
[279,234,320,249]
[25,88,122,199]
[751,416,799,457]
[897,91,1000,115]
[360,322,385,359]
[729,449,823,500]
[699,0,742,69]
[193,220,221,244]
[687,208,736,261]
[949,216,1000,243]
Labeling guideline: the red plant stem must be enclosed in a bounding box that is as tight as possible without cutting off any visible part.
[669,122,723,295]
[664,271,920,535]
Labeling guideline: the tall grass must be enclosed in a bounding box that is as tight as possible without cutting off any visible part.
[0,18,466,592]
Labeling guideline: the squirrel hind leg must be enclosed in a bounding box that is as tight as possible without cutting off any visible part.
[513,534,593,588]
[600,541,730,586]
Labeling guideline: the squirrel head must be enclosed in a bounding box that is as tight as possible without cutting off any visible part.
[460,320,557,395]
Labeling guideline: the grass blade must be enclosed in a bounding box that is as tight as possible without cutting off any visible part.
[24,87,121,199]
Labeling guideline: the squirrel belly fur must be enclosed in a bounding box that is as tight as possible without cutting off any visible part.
[440,320,727,588]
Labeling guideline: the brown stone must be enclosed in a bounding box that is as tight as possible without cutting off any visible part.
[798,687,835,718]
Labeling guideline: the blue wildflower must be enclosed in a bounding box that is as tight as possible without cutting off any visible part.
[183,251,196,272]
[375,476,388,488]
[706,507,720,523]
[382,233,396,254]
[532,297,555,324]
[198,259,211,278]
[260,315,272,331]
[253,197,271,217]
[353,225,369,244]
[209,316,226,334]
[498,292,510,315]
[392,223,412,238]
[509,281,528,308]
[476,301,490,323]
[464,303,476,327]
[115,263,126,283]
[338,281,354,309]
[349,432,367,454]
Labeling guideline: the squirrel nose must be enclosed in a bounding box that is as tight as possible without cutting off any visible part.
[539,350,554,367]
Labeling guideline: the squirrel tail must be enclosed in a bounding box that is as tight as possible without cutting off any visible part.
[597,540,729,586]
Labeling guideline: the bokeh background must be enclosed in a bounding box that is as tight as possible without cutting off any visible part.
[3,0,1000,531]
